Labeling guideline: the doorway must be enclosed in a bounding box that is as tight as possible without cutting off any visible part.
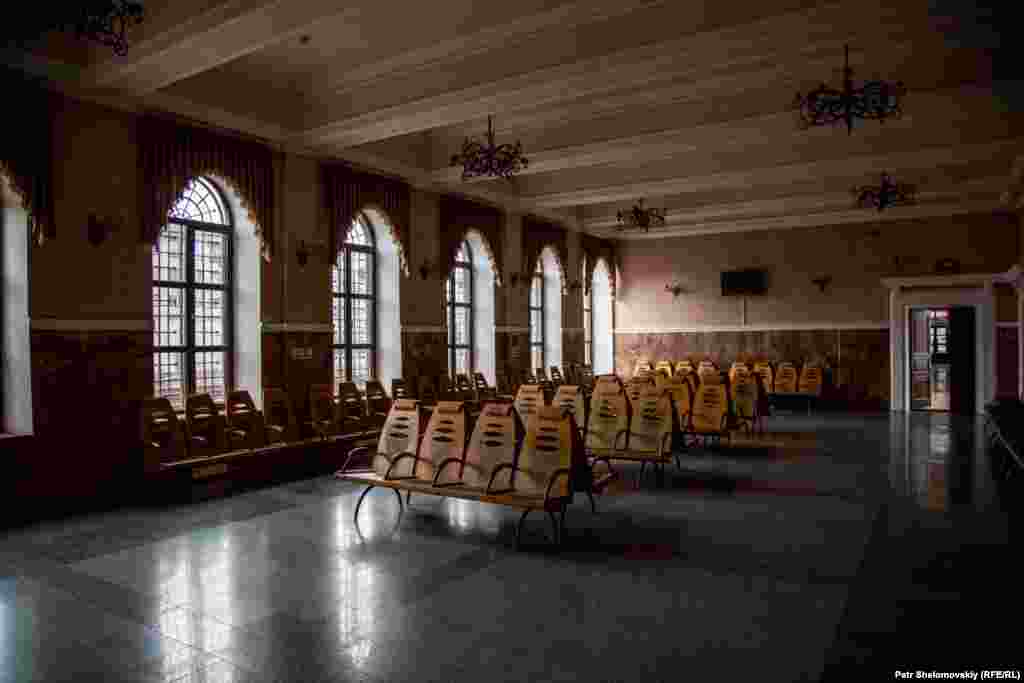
[908,307,976,413]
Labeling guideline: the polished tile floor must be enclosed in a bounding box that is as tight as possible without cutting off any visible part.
[1,413,1017,682]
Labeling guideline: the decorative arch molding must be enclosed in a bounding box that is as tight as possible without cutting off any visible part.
[581,232,617,297]
[139,115,277,260]
[0,67,55,246]
[522,216,568,295]
[322,163,411,277]
[440,196,504,286]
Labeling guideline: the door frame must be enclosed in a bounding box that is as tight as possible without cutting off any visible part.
[884,273,996,415]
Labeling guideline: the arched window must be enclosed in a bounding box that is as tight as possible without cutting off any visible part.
[592,258,614,375]
[530,258,545,372]
[2,172,32,434]
[447,240,473,376]
[153,177,233,409]
[583,256,592,366]
[333,213,377,389]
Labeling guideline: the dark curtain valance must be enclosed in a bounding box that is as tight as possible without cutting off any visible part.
[1,68,54,245]
[439,196,504,286]
[581,232,617,296]
[321,163,411,276]
[138,114,277,260]
[522,216,568,294]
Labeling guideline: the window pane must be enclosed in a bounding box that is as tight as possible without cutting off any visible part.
[455,349,469,375]
[154,352,185,410]
[154,224,185,282]
[193,289,225,347]
[455,307,469,345]
[530,277,542,307]
[170,178,227,225]
[332,260,346,295]
[334,349,347,387]
[456,241,469,263]
[347,218,371,246]
[351,299,371,345]
[153,287,185,348]
[332,296,346,345]
[351,349,370,388]
[447,308,453,345]
[454,267,469,303]
[351,251,372,295]
[193,230,226,285]
[194,351,226,401]
[530,311,542,343]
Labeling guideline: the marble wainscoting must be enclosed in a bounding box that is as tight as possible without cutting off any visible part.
[616,326,891,406]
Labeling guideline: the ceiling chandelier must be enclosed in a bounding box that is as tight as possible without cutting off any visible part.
[10,1,145,55]
[450,115,528,181]
[794,45,906,135]
[852,173,916,211]
[616,200,666,232]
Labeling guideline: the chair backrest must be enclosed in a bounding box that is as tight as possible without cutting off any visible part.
[186,393,222,430]
[473,371,491,394]
[579,365,594,386]
[628,384,674,454]
[308,384,335,425]
[774,362,798,393]
[549,366,564,385]
[454,373,473,392]
[632,358,653,377]
[391,378,411,400]
[690,384,729,433]
[417,375,438,404]
[798,364,823,396]
[336,382,366,420]
[462,401,520,489]
[514,384,545,424]
[535,367,549,382]
[517,405,578,498]
[697,361,719,384]
[586,378,630,453]
[145,397,185,455]
[553,384,587,428]
[226,389,261,429]
[699,369,722,385]
[664,374,694,429]
[654,360,674,377]
[263,387,295,437]
[753,361,774,393]
[411,401,468,482]
[372,399,421,476]
[732,376,758,419]
[364,380,390,415]
[625,375,654,406]
[728,362,750,385]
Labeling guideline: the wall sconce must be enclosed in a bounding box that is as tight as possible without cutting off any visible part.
[87,213,120,246]
[295,240,327,269]
[664,281,685,297]
[418,259,434,280]
[811,275,832,292]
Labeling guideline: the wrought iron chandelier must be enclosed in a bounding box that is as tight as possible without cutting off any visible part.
[852,173,916,211]
[450,115,528,181]
[794,45,906,134]
[10,1,145,55]
[616,200,666,232]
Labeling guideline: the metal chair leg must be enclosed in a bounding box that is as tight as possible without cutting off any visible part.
[547,509,560,546]
[587,490,597,513]
[515,509,531,548]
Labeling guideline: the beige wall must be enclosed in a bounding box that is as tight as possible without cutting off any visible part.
[616,212,1019,331]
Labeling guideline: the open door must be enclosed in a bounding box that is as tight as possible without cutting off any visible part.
[948,307,975,415]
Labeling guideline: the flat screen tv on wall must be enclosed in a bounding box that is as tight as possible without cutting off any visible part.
[721,269,767,296]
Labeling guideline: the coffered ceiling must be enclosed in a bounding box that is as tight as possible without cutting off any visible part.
[7,0,1022,237]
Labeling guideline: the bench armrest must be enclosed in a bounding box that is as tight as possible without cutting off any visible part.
[486,462,518,494]
[340,445,372,473]
[659,431,673,456]
[432,457,465,487]
[613,429,628,451]
[543,468,572,503]
[384,451,420,480]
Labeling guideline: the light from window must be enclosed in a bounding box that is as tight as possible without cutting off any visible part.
[332,214,377,391]
[447,240,473,377]
[530,259,544,372]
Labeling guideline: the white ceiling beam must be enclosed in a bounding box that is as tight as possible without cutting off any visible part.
[288,0,913,148]
[81,0,360,93]
[529,139,1024,208]
[590,198,1005,240]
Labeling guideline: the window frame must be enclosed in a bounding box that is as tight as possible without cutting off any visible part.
[152,177,234,409]
[332,212,378,391]
[530,258,545,373]
[447,239,474,378]
[583,258,592,366]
